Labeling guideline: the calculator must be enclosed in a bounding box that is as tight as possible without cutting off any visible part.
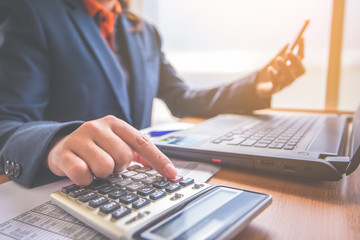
[51,164,272,240]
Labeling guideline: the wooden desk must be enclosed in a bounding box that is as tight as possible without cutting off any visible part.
[1,113,359,239]
[209,166,360,240]
[0,174,9,184]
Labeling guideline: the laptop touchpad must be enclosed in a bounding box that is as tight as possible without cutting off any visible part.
[307,117,347,155]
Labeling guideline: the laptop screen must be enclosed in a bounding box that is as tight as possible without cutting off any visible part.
[346,103,360,174]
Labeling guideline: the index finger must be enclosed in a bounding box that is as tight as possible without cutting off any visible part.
[297,37,305,59]
[268,44,289,67]
[109,118,177,179]
[276,44,289,58]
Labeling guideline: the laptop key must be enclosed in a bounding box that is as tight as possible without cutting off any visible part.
[240,139,257,146]
[227,138,246,145]
[269,143,285,149]
[212,139,223,144]
[254,143,268,148]
[284,145,295,150]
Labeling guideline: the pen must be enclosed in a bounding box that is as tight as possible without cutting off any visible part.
[290,19,310,52]
[149,130,180,137]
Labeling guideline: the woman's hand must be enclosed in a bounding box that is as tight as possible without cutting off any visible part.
[46,115,177,186]
[256,38,306,98]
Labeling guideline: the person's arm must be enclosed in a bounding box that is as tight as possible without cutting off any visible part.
[0,0,75,187]
[0,1,176,188]
[154,25,305,117]
[152,27,269,118]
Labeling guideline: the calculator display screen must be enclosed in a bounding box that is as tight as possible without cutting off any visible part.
[139,187,268,240]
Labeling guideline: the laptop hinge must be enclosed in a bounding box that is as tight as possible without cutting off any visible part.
[325,156,350,173]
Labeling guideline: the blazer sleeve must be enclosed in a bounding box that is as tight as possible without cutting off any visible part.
[0,0,82,187]
[154,27,271,118]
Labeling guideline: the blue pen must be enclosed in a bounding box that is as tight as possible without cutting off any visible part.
[149,129,180,137]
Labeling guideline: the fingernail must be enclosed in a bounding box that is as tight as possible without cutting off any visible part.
[165,163,177,178]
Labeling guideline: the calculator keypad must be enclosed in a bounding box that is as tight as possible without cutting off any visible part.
[59,164,200,222]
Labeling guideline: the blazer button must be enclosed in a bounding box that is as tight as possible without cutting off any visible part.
[13,163,22,178]
[4,160,10,175]
[7,161,15,176]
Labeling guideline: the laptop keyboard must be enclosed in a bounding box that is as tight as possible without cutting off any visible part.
[211,115,315,150]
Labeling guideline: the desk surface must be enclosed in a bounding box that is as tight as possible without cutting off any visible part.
[1,113,360,239]
[209,166,360,240]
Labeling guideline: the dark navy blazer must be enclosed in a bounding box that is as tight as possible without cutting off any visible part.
[0,0,269,187]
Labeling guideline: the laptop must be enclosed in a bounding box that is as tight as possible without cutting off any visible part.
[154,104,360,181]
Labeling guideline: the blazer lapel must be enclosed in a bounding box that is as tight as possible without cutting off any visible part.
[64,0,132,124]
[120,17,147,129]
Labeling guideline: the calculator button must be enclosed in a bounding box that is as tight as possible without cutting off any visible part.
[107,177,122,184]
[131,173,148,181]
[107,173,123,179]
[115,179,132,188]
[99,201,121,214]
[165,183,181,193]
[98,185,117,195]
[69,188,90,198]
[149,190,166,200]
[192,183,205,189]
[87,179,108,190]
[136,167,152,173]
[141,177,157,185]
[121,171,138,178]
[61,184,79,194]
[170,193,184,201]
[89,196,109,208]
[127,165,141,171]
[180,178,194,186]
[169,175,183,183]
[132,198,151,209]
[106,174,123,183]
[108,189,127,199]
[119,193,139,205]
[153,180,170,189]
[78,192,98,203]
[126,182,144,192]
[137,186,155,196]
[112,206,132,220]
[144,169,158,176]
